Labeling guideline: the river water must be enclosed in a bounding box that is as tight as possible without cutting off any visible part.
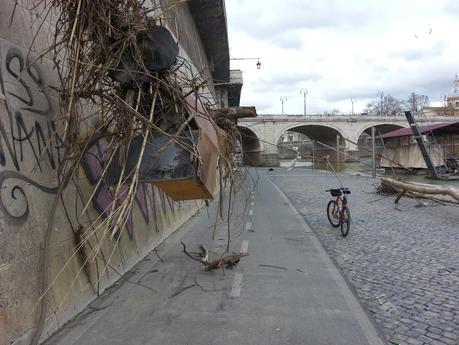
[279,159,459,189]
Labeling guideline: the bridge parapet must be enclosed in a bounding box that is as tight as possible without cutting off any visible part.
[239,115,458,123]
[237,114,459,166]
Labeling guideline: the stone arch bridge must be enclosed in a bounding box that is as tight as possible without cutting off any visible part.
[237,114,457,166]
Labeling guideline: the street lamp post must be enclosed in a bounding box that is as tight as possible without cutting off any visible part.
[300,88,308,116]
[377,91,384,116]
[280,96,287,115]
[230,57,262,69]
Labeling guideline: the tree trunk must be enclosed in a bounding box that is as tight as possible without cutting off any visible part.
[380,177,459,203]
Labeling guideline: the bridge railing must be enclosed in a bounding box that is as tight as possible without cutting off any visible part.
[239,114,458,122]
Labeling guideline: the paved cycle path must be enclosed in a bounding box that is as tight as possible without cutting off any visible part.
[46,170,386,345]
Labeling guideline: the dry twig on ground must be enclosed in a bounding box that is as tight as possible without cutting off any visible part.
[180,241,248,271]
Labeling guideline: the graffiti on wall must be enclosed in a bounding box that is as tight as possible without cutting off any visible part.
[81,138,176,240]
[0,45,176,235]
[0,47,63,224]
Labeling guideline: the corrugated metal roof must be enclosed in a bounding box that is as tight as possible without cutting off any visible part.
[378,120,459,139]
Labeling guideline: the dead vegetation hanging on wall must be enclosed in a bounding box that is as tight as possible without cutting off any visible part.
[24,1,247,344]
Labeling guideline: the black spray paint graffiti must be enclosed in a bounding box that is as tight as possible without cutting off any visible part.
[0,47,177,234]
[0,47,63,224]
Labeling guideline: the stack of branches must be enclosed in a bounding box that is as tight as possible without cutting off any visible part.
[39,0,213,262]
[379,177,459,206]
[42,0,247,203]
[27,1,247,344]
[47,0,201,152]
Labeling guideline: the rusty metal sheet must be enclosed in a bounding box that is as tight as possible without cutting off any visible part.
[185,93,220,151]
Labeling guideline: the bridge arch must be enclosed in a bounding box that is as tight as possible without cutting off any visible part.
[357,123,409,139]
[353,123,409,156]
[237,125,261,166]
[276,123,346,147]
[277,124,347,162]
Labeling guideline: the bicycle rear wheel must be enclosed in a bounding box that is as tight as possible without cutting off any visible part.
[327,200,340,227]
[340,207,351,237]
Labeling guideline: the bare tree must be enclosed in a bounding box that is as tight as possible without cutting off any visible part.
[405,93,429,115]
[365,94,403,116]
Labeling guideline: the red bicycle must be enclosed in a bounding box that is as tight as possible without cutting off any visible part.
[326,187,351,237]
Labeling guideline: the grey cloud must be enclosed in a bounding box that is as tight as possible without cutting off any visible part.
[240,97,274,113]
[321,88,380,103]
[228,0,379,48]
[228,0,457,113]
[372,65,390,74]
[391,42,446,61]
[445,0,459,17]
[252,71,322,93]
[384,68,456,100]
[393,49,437,61]
[334,45,452,104]
[322,70,455,105]
[407,75,456,98]
[271,32,304,50]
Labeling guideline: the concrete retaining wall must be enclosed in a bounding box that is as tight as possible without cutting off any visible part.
[0,2,213,344]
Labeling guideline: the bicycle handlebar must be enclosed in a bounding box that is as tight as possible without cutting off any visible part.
[326,187,351,194]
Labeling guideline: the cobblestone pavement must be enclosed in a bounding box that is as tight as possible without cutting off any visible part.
[268,169,459,345]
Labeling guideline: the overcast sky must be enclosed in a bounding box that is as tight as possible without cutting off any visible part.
[226,0,459,115]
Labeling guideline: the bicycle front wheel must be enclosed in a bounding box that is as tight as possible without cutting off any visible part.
[340,207,351,237]
[327,200,340,227]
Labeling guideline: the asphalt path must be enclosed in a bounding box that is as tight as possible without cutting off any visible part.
[46,170,386,345]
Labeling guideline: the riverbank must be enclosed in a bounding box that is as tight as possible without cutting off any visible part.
[268,168,459,345]
[279,159,459,189]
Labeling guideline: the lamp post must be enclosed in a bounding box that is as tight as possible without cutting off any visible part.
[300,88,308,116]
[350,97,357,116]
[280,96,287,115]
[230,57,262,69]
[377,91,384,116]
[371,126,376,178]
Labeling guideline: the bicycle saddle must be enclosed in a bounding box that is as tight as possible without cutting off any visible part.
[329,189,342,197]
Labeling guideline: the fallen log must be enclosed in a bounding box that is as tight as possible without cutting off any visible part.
[210,106,257,119]
[380,178,459,205]
[394,190,407,204]
[405,190,459,206]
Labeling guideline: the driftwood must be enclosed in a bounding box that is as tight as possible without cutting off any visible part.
[210,106,257,120]
[394,190,407,204]
[404,190,458,206]
[202,252,248,271]
[180,242,209,263]
[380,178,459,205]
[180,242,248,271]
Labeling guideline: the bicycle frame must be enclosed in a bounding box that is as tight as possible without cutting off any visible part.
[331,194,347,220]
[332,189,347,221]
